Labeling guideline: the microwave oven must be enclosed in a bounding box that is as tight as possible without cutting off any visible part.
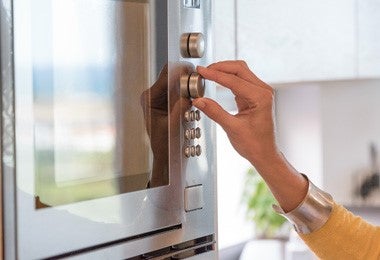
[0,0,216,259]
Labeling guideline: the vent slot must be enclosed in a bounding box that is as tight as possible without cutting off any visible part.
[127,234,216,259]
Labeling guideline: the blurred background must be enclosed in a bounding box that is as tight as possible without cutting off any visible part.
[214,1,380,259]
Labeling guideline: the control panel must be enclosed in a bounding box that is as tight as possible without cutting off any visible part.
[180,32,206,159]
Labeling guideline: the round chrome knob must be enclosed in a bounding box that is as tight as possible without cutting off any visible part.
[188,73,205,98]
[180,72,205,99]
[180,33,205,58]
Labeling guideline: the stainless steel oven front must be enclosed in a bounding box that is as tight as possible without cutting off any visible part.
[0,0,216,259]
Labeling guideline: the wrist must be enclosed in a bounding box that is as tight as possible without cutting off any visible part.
[273,175,334,234]
[249,151,309,212]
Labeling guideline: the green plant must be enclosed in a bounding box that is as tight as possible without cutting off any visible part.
[242,168,287,239]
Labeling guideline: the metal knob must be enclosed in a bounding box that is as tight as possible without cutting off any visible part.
[180,33,205,58]
[181,72,205,99]
[189,73,205,98]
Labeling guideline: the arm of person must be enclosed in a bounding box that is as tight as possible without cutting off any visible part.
[193,60,380,260]
[193,61,308,212]
[300,202,380,259]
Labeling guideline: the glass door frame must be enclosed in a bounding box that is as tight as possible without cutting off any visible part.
[5,0,184,259]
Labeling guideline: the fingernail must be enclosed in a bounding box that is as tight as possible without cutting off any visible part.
[196,66,206,71]
[193,99,206,109]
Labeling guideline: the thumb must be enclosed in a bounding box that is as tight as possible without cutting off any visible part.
[193,98,236,129]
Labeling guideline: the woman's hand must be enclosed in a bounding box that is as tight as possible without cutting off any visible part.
[141,65,169,187]
[193,60,308,212]
[193,60,280,166]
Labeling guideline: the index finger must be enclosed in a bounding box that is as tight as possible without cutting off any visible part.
[208,60,272,91]
[197,66,265,100]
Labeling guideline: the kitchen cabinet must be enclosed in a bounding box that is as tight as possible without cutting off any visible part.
[276,79,380,206]
[237,0,380,84]
[214,0,236,61]
[358,0,380,78]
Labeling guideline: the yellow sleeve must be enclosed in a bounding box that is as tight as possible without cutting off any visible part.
[299,203,380,260]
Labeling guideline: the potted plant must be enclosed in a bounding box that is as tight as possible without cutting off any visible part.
[239,168,289,260]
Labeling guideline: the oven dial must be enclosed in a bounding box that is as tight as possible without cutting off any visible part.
[189,73,205,98]
[180,73,205,99]
[180,32,205,58]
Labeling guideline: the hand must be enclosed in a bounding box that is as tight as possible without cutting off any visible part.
[193,60,280,165]
[193,60,308,212]
[141,65,169,187]
[140,64,188,187]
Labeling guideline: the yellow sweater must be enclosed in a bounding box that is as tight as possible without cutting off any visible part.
[300,203,380,260]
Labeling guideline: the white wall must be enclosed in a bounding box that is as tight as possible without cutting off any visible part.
[276,79,380,207]
[276,85,323,187]
[217,123,254,249]
[214,0,257,250]
[214,0,380,251]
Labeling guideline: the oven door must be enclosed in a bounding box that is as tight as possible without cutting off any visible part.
[13,0,184,259]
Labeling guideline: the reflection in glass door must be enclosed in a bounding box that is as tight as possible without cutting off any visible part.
[29,0,168,208]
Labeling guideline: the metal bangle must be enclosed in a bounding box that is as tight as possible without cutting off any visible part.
[272,175,334,234]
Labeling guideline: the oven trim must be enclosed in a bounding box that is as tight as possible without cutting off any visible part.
[1,0,18,258]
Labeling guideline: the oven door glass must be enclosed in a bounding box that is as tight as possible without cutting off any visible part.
[14,0,182,258]
[31,0,168,207]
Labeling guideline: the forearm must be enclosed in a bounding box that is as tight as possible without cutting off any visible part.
[258,154,380,259]
[250,151,308,213]
[259,154,380,259]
